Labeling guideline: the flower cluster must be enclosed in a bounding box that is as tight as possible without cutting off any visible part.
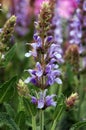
[52,0,64,62]
[69,15,82,45]
[25,0,62,109]
[78,0,86,45]
[68,0,86,69]
[25,34,62,88]
[69,0,86,46]
[31,89,56,109]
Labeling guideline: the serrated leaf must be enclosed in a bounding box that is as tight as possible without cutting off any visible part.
[70,121,86,130]
[0,112,20,130]
[23,97,37,117]
[0,76,17,103]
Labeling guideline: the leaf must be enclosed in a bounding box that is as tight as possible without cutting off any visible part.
[0,112,20,130]
[3,102,15,119]
[15,111,27,130]
[53,94,65,119]
[23,97,37,117]
[0,76,17,103]
[66,64,74,85]
[3,44,16,66]
[70,121,86,130]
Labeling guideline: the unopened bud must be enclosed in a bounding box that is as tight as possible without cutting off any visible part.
[17,79,29,97]
[65,93,78,109]
[36,1,54,37]
[0,15,16,44]
[64,44,79,73]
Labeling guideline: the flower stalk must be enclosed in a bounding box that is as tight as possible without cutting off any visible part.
[32,116,36,130]
[40,110,44,130]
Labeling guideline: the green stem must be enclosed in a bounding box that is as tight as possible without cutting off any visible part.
[32,116,36,130]
[40,110,44,130]
[58,85,62,97]
[51,106,64,130]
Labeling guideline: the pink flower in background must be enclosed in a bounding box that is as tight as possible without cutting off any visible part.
[34,0,44,15]
[58,0,78,19]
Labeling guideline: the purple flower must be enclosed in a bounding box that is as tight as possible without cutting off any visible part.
[31,89,56,109]
[45,95,57,107]
[45,36,53,43]
[83,1,86,11]
[9,0,29,36]
[45,64,62,86]
[24,62,43,86]
[69,15,82,45]
[48,43,64,64]
[36,62,43,78]
[25,36,42,58]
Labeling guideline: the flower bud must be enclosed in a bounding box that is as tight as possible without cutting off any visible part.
[35,1,54,37]
[17,79,29,97]
[64,44,79,73]
[0,15,16,44]
[65,93,78,109]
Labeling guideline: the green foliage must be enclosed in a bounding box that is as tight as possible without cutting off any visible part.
[23,97,37,117]
[15,111,27,130]
[0,112,20,130]
[3,103,16,119]
[70,121,86,130]
[3,44,16,67]
[53,94,65,119]
[0,76,17,103]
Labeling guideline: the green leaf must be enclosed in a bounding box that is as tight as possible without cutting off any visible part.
[0,76,17,103]
[53,94,65,119]
[70,121,86,130]
[3,102,15,119]
[3,44,16,66]
[66,64,74,85]
[15,111,27,130]
[51,94,65,130]
[23,97,37,117]
[0,112,20,130]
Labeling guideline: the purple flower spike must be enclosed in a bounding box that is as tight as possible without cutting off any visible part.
[24,1,63,93]
[83,1,86,11]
